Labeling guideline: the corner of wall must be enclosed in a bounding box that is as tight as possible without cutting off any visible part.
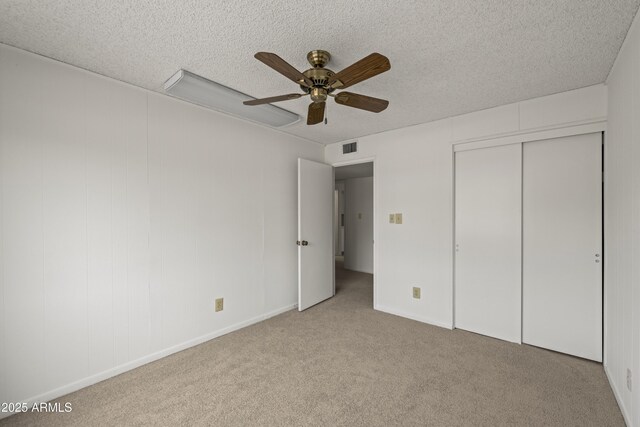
[603,4,640,426]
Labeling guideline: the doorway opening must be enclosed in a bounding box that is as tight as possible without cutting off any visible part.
[333,161,374,305]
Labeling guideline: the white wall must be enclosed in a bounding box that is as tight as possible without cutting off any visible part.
[605,8,640,426]
[325,84,607,329]
[343,177,373,274]
[0,44,323,408]
[0,38,627,420]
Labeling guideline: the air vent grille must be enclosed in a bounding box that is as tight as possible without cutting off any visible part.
[343,142,357,154]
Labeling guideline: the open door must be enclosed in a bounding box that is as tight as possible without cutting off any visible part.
[298,158,334,311]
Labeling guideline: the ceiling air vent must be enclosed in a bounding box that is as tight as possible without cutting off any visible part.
[343,142,357,154]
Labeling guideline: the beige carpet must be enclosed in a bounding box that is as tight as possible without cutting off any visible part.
[2,261,624,426]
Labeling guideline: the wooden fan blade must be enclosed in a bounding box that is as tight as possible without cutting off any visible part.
[243,93,304,106]
[327,53,390,89]
[334,91,389,113]
[307,102,325,125]
[254,52,313,87]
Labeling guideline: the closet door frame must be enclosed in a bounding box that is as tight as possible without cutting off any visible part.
[452,124,605,354]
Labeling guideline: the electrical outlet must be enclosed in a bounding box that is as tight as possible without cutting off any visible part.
[389,214,395,224]
[395,213,403,224]
[627,368,632,391]
[412,287,421,299]
[215,298,224,312]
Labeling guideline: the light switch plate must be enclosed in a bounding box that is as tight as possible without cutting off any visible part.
[395,213,403,224]
[389,214,395,224]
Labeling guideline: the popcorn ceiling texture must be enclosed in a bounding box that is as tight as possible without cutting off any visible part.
[0,0,638,144]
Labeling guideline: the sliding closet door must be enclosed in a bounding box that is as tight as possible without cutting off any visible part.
[455,144,522,343]
[523,133,602,361]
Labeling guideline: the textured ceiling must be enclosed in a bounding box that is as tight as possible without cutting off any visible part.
[1,1,638,144]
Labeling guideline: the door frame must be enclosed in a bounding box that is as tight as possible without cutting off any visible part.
[330,157,377,307]
[452,129,605,355]
[452,122,607,333]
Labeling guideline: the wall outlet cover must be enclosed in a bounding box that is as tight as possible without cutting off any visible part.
[215,298,224,312]
[412,287,421,299]
[389,214,395,224]
[395,213,403,224]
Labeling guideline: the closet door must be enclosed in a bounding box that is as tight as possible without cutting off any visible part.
[455,144,522,343]
[523,133,602,361]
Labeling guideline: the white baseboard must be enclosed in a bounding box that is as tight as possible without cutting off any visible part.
[374,304,453,330]
[604,364,632,427]
[263,303,298,319]
[0,302,297,420]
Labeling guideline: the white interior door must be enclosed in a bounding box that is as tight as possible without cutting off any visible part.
[523,133,602,361]
[298,158,334,311]
[455,144,522,343]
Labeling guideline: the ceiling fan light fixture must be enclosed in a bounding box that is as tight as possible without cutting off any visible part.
[163,69,300,128]
[310,88,328,102]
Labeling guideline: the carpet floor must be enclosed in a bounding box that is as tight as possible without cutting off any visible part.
[2,261,624,426]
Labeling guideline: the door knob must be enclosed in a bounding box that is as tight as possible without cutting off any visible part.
[301,240,309,246]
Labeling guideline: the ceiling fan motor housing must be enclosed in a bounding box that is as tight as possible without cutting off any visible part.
[300,50,336,100]
[302,68,334,87]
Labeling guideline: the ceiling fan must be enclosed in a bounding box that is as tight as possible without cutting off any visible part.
[244,50,390,125]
